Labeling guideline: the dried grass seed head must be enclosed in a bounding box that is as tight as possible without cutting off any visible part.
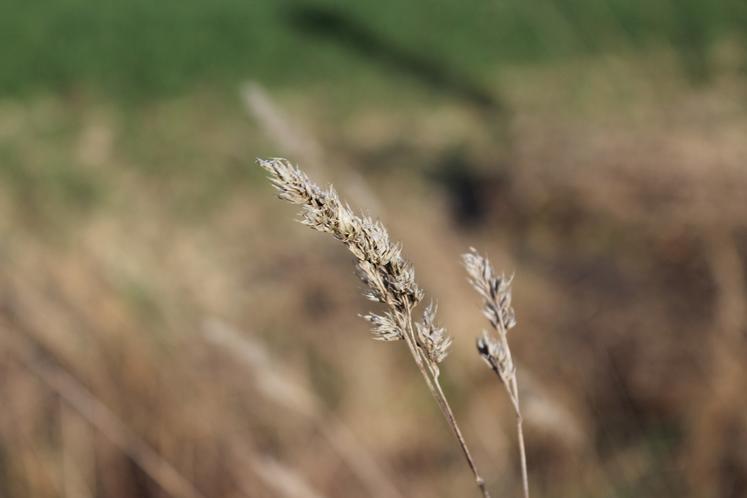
[362,311,402,342]
[476,331,513,378]
[259,157,432,344]
[259,158,423,307]
[416,302,452,365]
[462,247,517,333]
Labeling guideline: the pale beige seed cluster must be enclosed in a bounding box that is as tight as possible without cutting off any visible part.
[258,158,451,367]
[462,248,517,385]
[462,248,529,498]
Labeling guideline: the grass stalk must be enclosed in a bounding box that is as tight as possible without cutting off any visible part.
[400,303,490,498]
[259,158,491,498]
[463,248,529,498]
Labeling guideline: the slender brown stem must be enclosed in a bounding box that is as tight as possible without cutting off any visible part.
[493,293,530,498]
[399,306,491,498]
[432,376,491,498]
[510,376,529,498]
[487,362,529,498]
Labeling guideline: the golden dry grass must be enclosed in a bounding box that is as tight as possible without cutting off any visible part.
[0,51,746,498]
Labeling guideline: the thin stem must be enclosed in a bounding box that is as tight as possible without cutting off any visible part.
[493,293,530,498]
[399,306,491,498]
[487,364,528,498]
[432,376,491,498]
[511,376,529,498]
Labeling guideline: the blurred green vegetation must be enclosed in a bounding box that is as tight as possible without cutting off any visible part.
[1,0,746,225]
[1,0,745,100]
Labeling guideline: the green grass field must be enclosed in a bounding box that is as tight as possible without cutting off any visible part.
[1,0,744,101]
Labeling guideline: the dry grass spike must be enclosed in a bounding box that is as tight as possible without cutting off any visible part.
[463,247,529,498]
[259,157,491,498]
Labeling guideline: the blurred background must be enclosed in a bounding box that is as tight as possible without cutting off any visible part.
[1,1,746,497]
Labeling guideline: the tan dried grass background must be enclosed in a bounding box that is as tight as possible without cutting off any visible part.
[0,53,746,498]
